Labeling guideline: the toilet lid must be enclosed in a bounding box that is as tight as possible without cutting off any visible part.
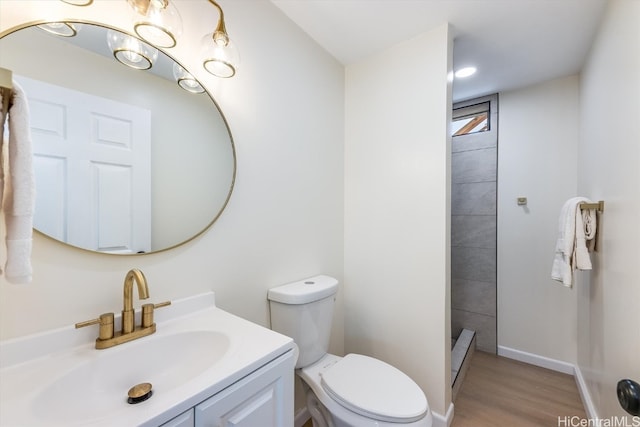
[320,354,427,423]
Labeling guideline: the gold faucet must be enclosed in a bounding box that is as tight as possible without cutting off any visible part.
[75,269,171,349]
[122,268,149,334]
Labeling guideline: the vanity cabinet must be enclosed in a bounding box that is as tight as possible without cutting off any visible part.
[160,351,294,427]
[0,292,295,427]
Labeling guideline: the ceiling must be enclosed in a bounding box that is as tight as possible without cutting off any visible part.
[270,0,608,102]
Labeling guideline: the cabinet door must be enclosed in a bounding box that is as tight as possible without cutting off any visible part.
[195,351,294,427]
[160,409,195,427]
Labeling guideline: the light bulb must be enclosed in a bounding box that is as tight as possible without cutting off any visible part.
[37,22,80,37]
[128,0,183,48]
[454,67,477,79]
[60,0,93,5]
[201,32,239,78]
[107,29,158,70]
[173,62,204,93]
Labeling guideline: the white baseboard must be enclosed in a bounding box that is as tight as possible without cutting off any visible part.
[432,402,455,427]
[497,345,599,422]
[497,345,574,375]
[294,407,310,427]
[573,364,599,420]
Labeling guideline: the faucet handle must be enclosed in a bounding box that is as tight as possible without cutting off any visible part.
[141,301,171,328]
[75,313,115,340]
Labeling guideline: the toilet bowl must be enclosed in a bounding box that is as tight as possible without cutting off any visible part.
[300,353,432,427]
[268,275,433,427]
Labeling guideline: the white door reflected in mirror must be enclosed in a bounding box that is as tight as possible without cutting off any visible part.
[24,76,152,253]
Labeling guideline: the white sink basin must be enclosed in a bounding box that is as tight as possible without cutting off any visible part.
[32,330,230,425]
[0,292,294,427]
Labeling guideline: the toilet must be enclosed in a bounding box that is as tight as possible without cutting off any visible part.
[268,275,433,427]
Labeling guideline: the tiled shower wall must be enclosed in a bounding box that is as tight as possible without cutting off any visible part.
[451,95,498,354]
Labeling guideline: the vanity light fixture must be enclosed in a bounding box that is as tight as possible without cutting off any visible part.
[37,22,80,37]
[107,29,159,70]
[173,62,205,93]
[201,0,239,78]
[58,0,240,78]
[127,0,183,49]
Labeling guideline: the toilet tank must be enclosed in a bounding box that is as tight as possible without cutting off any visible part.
[268,275,338,369]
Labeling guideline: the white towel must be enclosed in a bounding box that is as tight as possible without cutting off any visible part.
[574,204,596,270]
[551,197,597,287]
[0,81,35,284]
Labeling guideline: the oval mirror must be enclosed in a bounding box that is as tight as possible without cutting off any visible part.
[0,22,235,254]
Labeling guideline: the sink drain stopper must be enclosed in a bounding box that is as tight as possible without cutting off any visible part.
[127,382,153,404]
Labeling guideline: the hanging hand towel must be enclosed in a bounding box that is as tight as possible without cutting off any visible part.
[551,197,597,287]
[0,81,35,284]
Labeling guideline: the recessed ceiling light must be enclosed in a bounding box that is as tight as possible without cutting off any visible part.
[455,67,477,78]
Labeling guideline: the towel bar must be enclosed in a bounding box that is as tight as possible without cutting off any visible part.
[0,67,12,90]
[579,200,604,211]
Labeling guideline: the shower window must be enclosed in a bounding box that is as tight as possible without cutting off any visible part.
[451,101,490,136]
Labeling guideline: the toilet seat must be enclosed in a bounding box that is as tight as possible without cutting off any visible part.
[320,354,427,423]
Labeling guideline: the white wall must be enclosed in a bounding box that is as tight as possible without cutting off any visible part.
[0,0,345,369]
[577,0,640,419]
[498,75,580,364]
[344,25,453,421]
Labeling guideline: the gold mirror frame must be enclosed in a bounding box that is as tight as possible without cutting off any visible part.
[0,20,236,255]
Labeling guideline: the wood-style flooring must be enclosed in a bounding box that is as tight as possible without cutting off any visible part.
[452,351,586,427]
[302,351,586,427]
